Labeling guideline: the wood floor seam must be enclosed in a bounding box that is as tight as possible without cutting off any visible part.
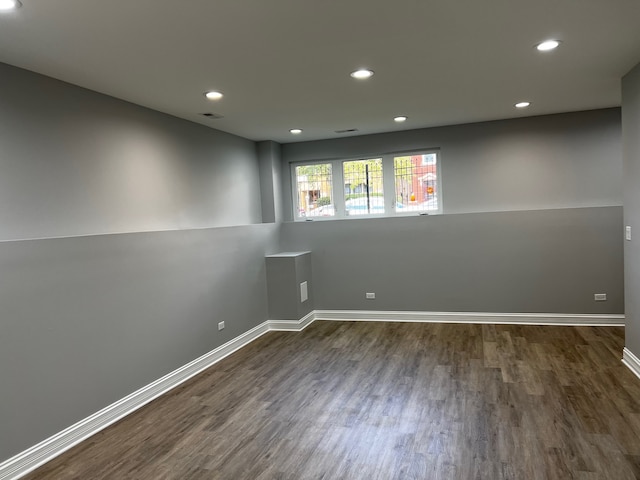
[19,321,640,480]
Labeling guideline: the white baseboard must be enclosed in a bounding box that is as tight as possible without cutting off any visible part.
[0,320,272,480]
[0,309,625,480]
[622,347,640,380]
[314,310,625,326]
[267,311,315,331]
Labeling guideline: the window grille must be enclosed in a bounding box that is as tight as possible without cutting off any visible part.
[294,163,334,218]
[292,151,441,220]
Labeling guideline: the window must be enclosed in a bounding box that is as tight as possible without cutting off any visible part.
[393,154,439,213]
[343,158,384,216]
[292,150,441,220]
[294,163,334,218]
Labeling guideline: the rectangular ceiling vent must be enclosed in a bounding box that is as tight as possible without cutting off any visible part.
[200,113,224,119]
[335,128,359,134]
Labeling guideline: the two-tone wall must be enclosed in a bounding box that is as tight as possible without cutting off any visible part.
[280,109,624,314]
[0,59,629,469]
[0,63,278,462]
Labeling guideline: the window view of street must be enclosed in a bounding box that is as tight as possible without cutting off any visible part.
[295,163,334,218]
[394,153,439,212]
[343,159,383,216]
[294,151,440,219]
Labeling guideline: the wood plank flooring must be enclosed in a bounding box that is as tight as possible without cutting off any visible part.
[23,321,640,479]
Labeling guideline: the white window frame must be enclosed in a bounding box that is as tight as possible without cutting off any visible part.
[291,150,443,221]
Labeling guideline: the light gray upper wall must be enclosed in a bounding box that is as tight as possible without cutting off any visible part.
[257,140,283,223]
[0,62,262,241]
[280,109,622,221]
[0,62,282,462]
[271,142,283,223]
[623,62,640,355]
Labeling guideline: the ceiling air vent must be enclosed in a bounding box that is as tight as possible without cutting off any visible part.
[335,128,359,134]
[200,113,224,119]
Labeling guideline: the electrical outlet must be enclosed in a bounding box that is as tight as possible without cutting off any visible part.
[366,292,376,299]
[626,226,632,241]
[218,321,225,330]
[594,293,607,302]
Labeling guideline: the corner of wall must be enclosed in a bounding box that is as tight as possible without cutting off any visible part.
[257,140,283,224]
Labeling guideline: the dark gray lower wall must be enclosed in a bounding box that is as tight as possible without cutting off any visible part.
[280,207,624,314]
[0,224,278,461]
[623,62,640,355]
[266,252,314,320]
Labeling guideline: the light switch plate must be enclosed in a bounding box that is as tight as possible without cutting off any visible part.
[300,281,308,303]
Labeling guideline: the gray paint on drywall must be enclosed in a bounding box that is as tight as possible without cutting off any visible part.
[294,253,314,319]
[0,224,279,461]
[265,252,313,319]
[623,62,640,356]
[280,207,624,314]
[0,62,280,462]
[281,109,622,221]
[0,62,261,241]
[0,59,626,466]
[257,140,283,223]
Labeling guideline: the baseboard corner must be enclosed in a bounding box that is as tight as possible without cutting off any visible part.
[1,308,625,480]
[267,311,315,331]
[622,347,640,380]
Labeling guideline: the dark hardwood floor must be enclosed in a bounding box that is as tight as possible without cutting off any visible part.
[23,321,640,479]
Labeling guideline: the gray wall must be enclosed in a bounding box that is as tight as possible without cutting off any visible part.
[266,252,314,320]
[258,140,283,224]
[279,109,624,314]
[623,63,640,355]
[281,108,622,220]
[280,208,624,314]
[0,62,277,461]
[0,58,628,464]
[0,62,262,241]
[0,225,278,460]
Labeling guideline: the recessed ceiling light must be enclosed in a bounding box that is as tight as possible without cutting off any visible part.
[536,40,560,52]
[394,116,408,123]
[0,0,21,11]
[290,128,303,134]
[515,102,531,108]
[204,91,223,100]
[350,69,374,80]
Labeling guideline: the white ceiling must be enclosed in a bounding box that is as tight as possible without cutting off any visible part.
[1,0,639,144]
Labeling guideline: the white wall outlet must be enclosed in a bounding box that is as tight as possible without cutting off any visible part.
[300,281,308,303]
[366,292,376,299]
[218,321,225,330]
[626,226,632,241]
[594,293,607,302]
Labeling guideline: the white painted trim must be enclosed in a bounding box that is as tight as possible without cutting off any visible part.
[622,347,640,380]
[1,309,626,480]
[267,311,315,331]
[0,321,271,480]
[314,310,625,326]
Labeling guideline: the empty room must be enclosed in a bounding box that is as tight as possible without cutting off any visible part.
[1,1,640,479]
